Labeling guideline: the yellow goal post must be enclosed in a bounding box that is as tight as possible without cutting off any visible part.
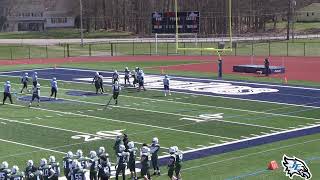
[174,0,233,58]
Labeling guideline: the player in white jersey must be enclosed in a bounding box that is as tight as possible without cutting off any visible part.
[29,83,41,107]
[49,77,58,100]
[3,81,13,104]
[32,72,38,87]
[112,81,121,105]
[163,75,171,96]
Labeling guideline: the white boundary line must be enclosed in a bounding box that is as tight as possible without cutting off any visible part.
[0,138,65,154]
[178,137,320,173]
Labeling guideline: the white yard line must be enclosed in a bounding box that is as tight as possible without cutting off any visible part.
[50,96,287,131]
[0,138,65,154]
[6,81,320,122]
[8,104,236,140]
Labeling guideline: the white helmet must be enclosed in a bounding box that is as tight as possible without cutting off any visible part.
[128,141,135,149]
[90,151,97,158]
[114,70,118,73]
[141,146,150,155]
[165,75,168,78]
[76,149,83,157]
[152,137,159,144]
[169,146,176,154]
[25,72,28,76]
[34,72,38,75]
[27,160,34,167]
[1,161,8,169]
[36,83,41,88]
[119,144,126,152]
[96,72,99,76]
[11,165,19,174]
[49,156,56,163]
[66,151,73,158]
[98,147,105,154]
[173,146,179,152]
[125,67,128,70]
[40,158,47,166]
[6,81,10,84]
[53,77,56,81]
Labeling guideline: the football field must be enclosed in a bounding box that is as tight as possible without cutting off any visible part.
[0,62,320,180]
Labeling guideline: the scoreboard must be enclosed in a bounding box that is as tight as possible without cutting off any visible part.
[152,11,200,34]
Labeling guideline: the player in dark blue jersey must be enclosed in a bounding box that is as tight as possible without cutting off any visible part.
[48,156,60,180]
[63,151,73,180]
[9,166,24,180]
[0,161,10,180]
[127,142,138,180]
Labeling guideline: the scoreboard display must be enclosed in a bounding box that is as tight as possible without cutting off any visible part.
[152,11,200,34]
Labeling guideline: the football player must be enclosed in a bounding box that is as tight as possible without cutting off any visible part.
[38,158,55,180]
[88,151,99,180]
[92,72,103,94]
[48,156,60,180]
[49,77,58,100]
[131,70,138,88]
[113,136,122,156]
[163,75,171,96]
[0,161,11,180]
[3,81,13,105]
[140,146,151,180]
[71,162,86,180]
[21,72,29,93]
[124,67,131,86]
[63,151,73,180]
[115,145,129,180]
[137,70,146,91]
[122,134,129,150]
[98,73,104,93]
[112,81,121,105]
[97,147,110,180]
[29,83,40,107]
[9,166,24,180]
[25,160,37,180]
[150,137,160,175]
[127,142,138,180]
[32,72,38,87]
[167,147,177,180]
[97,156,111,180]
[174,146,183,180]
[112,70,119,84]
[76,149,88,169]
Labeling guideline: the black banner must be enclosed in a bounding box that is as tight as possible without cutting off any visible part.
[152,11,200,34]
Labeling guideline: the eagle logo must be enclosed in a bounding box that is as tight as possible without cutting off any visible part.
[282,154,312,180]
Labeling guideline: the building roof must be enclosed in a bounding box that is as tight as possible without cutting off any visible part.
[297,3,320,12]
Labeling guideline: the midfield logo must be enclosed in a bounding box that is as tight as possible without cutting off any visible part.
[282,154,312,180]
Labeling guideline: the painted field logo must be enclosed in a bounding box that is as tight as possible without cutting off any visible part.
[282,154,312,180]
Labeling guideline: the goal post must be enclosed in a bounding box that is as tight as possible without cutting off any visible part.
[174,0,233,53]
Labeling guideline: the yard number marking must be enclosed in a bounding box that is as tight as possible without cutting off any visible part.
[180,113,224,122]
[71,130,124,142]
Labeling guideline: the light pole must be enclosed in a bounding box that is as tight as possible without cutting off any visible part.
[79,0,84,46]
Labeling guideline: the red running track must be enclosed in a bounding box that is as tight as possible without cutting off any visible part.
[0,55,319,82]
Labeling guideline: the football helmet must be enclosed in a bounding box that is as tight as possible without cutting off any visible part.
[152,137,159,144]
[98,146,105,154]
[27,160,34,167]
[66,151,73,158]
[119,144,125,152]
[11,165,19,174]
[1,161,8,169]
[40,158,47,166]
[76,149,83,157]
[90,151,97,158]
[49,156,56,163]
[128,141,135,149]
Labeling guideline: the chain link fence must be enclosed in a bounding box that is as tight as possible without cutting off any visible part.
[0,41,320,60]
